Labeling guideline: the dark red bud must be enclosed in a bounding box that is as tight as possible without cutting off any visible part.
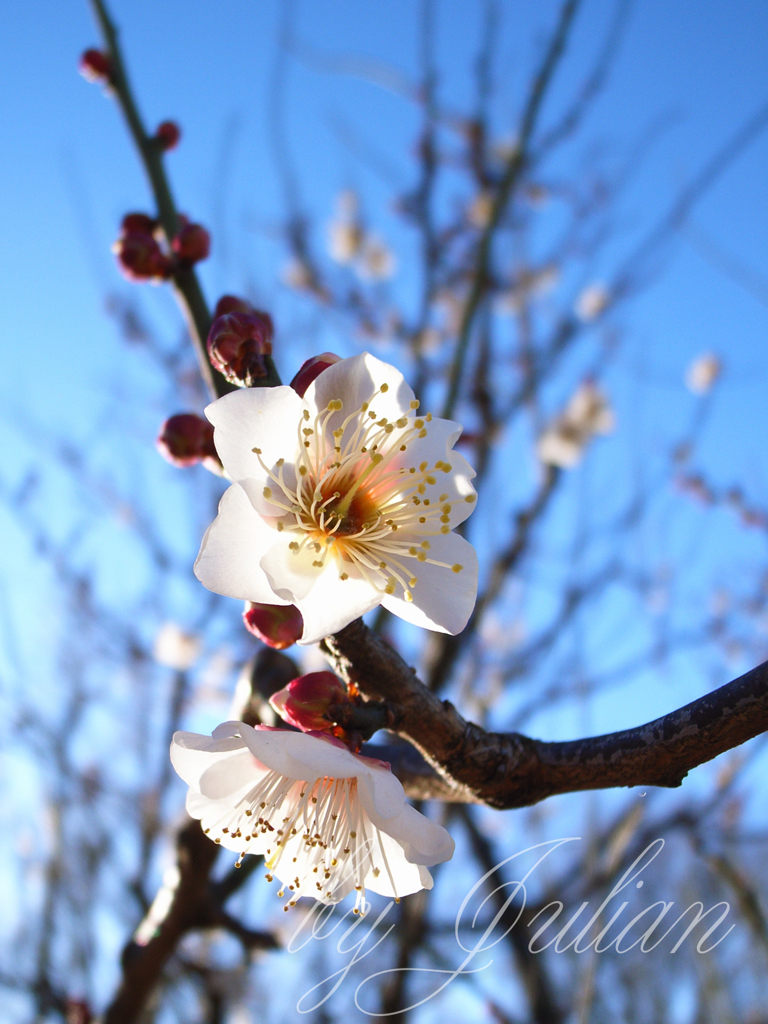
[114,232,172,283]
[172,222,210,265]
[156,413,220,469]
[207,310,274,387]
[269,671,352,731]
[79,49,112,84]
[214,295,255,317]
[243,603,304,649]
[155,120,181,151]
[120,212,157,236]
[289,352,342,397]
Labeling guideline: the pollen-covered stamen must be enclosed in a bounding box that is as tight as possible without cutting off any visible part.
[248,386,472,598]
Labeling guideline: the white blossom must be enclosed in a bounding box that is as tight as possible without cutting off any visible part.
[537,381,615,469]
[575,283,609,322]
[171,723,455,911]
[358,236,396,280]
[195,352,478,643]
[153,623,201,671]
[685,353,721,394]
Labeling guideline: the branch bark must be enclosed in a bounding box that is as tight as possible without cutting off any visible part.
[323,618,768,809]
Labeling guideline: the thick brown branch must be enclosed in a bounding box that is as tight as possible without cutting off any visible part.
[322,618,768,809]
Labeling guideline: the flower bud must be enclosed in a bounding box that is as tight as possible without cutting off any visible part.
[289,352,341,397]
[155,120,181,151]
[269,671,352,732]
[156,413,220,470]
[121,212,157,235]
[214,295,255,317]
[79,49,112,84]
[243,602,304,649]
[113,232,172,283]
[172,222,210,265]
[207,310,273,387]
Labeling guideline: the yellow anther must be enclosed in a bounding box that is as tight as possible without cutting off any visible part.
[452,564,463,573]
[252,446,262,454]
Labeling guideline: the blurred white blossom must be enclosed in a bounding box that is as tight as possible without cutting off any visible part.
[575,283,609,322]
[358,236,396,280]
[153,622,201,671]
[537,381,615,468]
[685,352,721,394]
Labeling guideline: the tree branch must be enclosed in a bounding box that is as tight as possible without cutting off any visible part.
[322,618,768,809]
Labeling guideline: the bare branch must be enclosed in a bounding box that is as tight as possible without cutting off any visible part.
[323,618,768,809]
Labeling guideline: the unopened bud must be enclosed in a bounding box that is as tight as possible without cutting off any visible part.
[156,413,221,471]
[214,295,255,317]
[155,120,181,151]
[270,671,352,732]
[207,310,273,387]
[243,602,303,649]
[289,352,342,397]
[79,49,112,84]
[114,232,172,282]
[172,222,210,265]
[121,212,157,235]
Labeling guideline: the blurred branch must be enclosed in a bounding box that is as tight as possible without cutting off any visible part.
[442,0,582,419]
[323,618,768,809]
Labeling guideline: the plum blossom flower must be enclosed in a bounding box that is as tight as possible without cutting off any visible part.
[194,352,478,643]
[170,722,455,911]
[537,381,615,469]
[685,352,721,394]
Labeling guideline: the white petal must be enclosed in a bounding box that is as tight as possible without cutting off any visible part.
[259,542,381,643]
[363,826,431,898]
[356,765,407,821]
[377,802,455,865]
[206,386,303,484]
[194,484,290,604]
[305,352,415,428]
[382,532,478,634]
[238,725,364,781]
[198,750,260,799]
[294,567,382,645]
[170,730,248,787]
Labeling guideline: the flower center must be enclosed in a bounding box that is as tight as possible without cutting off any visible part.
[252,385,475,600]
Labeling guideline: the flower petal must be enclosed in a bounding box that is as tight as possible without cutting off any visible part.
[382,532,478,634]
[194,484,290,604]
[206,386,303,485]
[260,545,381,644]
[305,352,416,429]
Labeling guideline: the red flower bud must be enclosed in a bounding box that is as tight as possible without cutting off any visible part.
[156,413,220,470]
[121,212,157,235]
[207,310,274,387]
[172,222,210,265]
[214,295,255,317]
[79,49,112,84]
[113,232,172,283]
[269,671,352,732]
[155,120,181,151]
[243,603,304,649]
[289,352,342,397]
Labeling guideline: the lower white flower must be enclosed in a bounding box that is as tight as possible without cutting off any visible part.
[171,723,455,912]
[195,352,478,643]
